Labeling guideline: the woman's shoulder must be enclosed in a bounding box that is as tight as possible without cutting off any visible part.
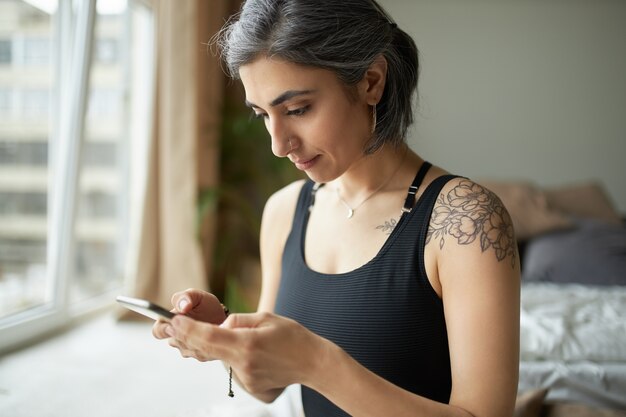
[265,179,307,213]
[432,176,509,219]
[427,176,517,265]
[420,165,504,214]
[262,179,308,227]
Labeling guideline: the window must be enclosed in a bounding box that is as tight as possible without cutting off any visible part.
[21,89,49,119]
[0,192,47,216]
[0,240,47,318]
[23,37,50,66]
[0,39,11,64]
[95,38,118,64]
[83,142,116,167]
[0,0,154,352]
[0,141,48,166]
[87,89,121,119]
[0,88,13,114]
[0,1,55,331]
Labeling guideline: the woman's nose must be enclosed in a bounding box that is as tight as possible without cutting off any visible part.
[270,136,292,157]
[267,118,292,157]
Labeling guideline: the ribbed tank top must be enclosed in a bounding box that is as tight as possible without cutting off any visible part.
[274,164,456,417]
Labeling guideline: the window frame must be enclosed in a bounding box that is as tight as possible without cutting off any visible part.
[0,0,155,354]
[0,0,117,353]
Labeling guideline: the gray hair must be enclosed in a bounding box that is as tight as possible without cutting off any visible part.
[215,0,419,154]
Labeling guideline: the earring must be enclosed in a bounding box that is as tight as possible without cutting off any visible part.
[371,104,377,135]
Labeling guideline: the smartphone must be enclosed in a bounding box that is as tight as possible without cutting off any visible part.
[116,295,176,322]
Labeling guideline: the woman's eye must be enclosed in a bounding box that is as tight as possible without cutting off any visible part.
[286,105,310,116]
[253,112,268,120]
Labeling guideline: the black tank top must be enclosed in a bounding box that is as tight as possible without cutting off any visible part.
[274,163,456,417]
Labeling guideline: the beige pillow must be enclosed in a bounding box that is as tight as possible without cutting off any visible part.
[514,388,549,417]
[545,182,622,225]
[481,181,572,240]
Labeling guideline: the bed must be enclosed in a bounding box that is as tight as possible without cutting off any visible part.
[483,180,626,415]
[519,282,626,409]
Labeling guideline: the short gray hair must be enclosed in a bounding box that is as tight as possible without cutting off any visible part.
[215,0,419,154]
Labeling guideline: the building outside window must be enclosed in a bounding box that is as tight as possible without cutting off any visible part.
[0,88,12,114]
[22,37,49,66]
[0,39,11,64]
[21,88,49,118]
[0,0,155,352]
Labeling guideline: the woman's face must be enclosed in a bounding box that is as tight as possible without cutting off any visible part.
[239,56,371,183]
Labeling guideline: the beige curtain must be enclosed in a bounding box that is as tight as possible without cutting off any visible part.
[120,0,230,315]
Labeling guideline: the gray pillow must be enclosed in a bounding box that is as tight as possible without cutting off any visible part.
[522,219,626,286]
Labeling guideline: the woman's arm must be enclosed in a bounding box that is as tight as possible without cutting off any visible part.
[237,179,304,403]
[154,181,304,402]
[437,181,520,417]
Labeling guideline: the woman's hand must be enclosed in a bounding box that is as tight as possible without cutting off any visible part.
[168,312,331,395]
[152,288,227,340]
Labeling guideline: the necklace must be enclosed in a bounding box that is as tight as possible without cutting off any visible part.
[334,148,407,219]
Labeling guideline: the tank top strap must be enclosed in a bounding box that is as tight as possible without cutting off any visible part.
[288,180,315,235]
[412,173,462,289]
[298,180,315,209]
[308,182,324,212]
[402,161,433,213]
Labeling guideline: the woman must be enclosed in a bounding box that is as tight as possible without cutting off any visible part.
[153,1,520,416]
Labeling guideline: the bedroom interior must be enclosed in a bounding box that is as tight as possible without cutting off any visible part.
[1,0,625,416]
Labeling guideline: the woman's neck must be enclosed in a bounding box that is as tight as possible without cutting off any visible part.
[331,143,419,201]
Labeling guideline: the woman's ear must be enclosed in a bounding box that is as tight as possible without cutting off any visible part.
[359,54,388,105]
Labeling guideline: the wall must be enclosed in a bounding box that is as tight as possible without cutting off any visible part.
[381,0,626,213]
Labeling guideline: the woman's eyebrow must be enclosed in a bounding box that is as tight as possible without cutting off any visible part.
[245,89,316,109]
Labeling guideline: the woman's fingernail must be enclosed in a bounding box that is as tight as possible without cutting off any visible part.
[178,298,189,311]
[165,325,175,337]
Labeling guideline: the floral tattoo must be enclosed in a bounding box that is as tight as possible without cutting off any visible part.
[427,180,517,267]
[376,218,398,235]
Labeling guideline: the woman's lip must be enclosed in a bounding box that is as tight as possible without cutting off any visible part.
[293,155,320,171]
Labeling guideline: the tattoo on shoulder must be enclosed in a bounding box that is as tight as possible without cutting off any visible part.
[376,218,398,235]
[427,180,517,267]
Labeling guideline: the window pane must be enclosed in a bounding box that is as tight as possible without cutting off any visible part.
[0,88,12,114]
[0,192,47,215]
[23,37,50,66]
[0,239,47,317]
[22,89,49,119]
[83,142,116,167]
[0,141,47,166]
[95,38,118,64]
[0,39,11,64]
[0,0,54,319]
[73,1,152,303]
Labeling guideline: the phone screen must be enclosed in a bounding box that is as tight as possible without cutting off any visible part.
[116,295,176,322]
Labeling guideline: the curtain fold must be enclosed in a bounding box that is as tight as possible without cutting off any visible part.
[119,0,229,316]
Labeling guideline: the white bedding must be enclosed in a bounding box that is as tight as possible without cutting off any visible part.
[520,282,626,409]
[520,282,626,362]
[519,361,626,409]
